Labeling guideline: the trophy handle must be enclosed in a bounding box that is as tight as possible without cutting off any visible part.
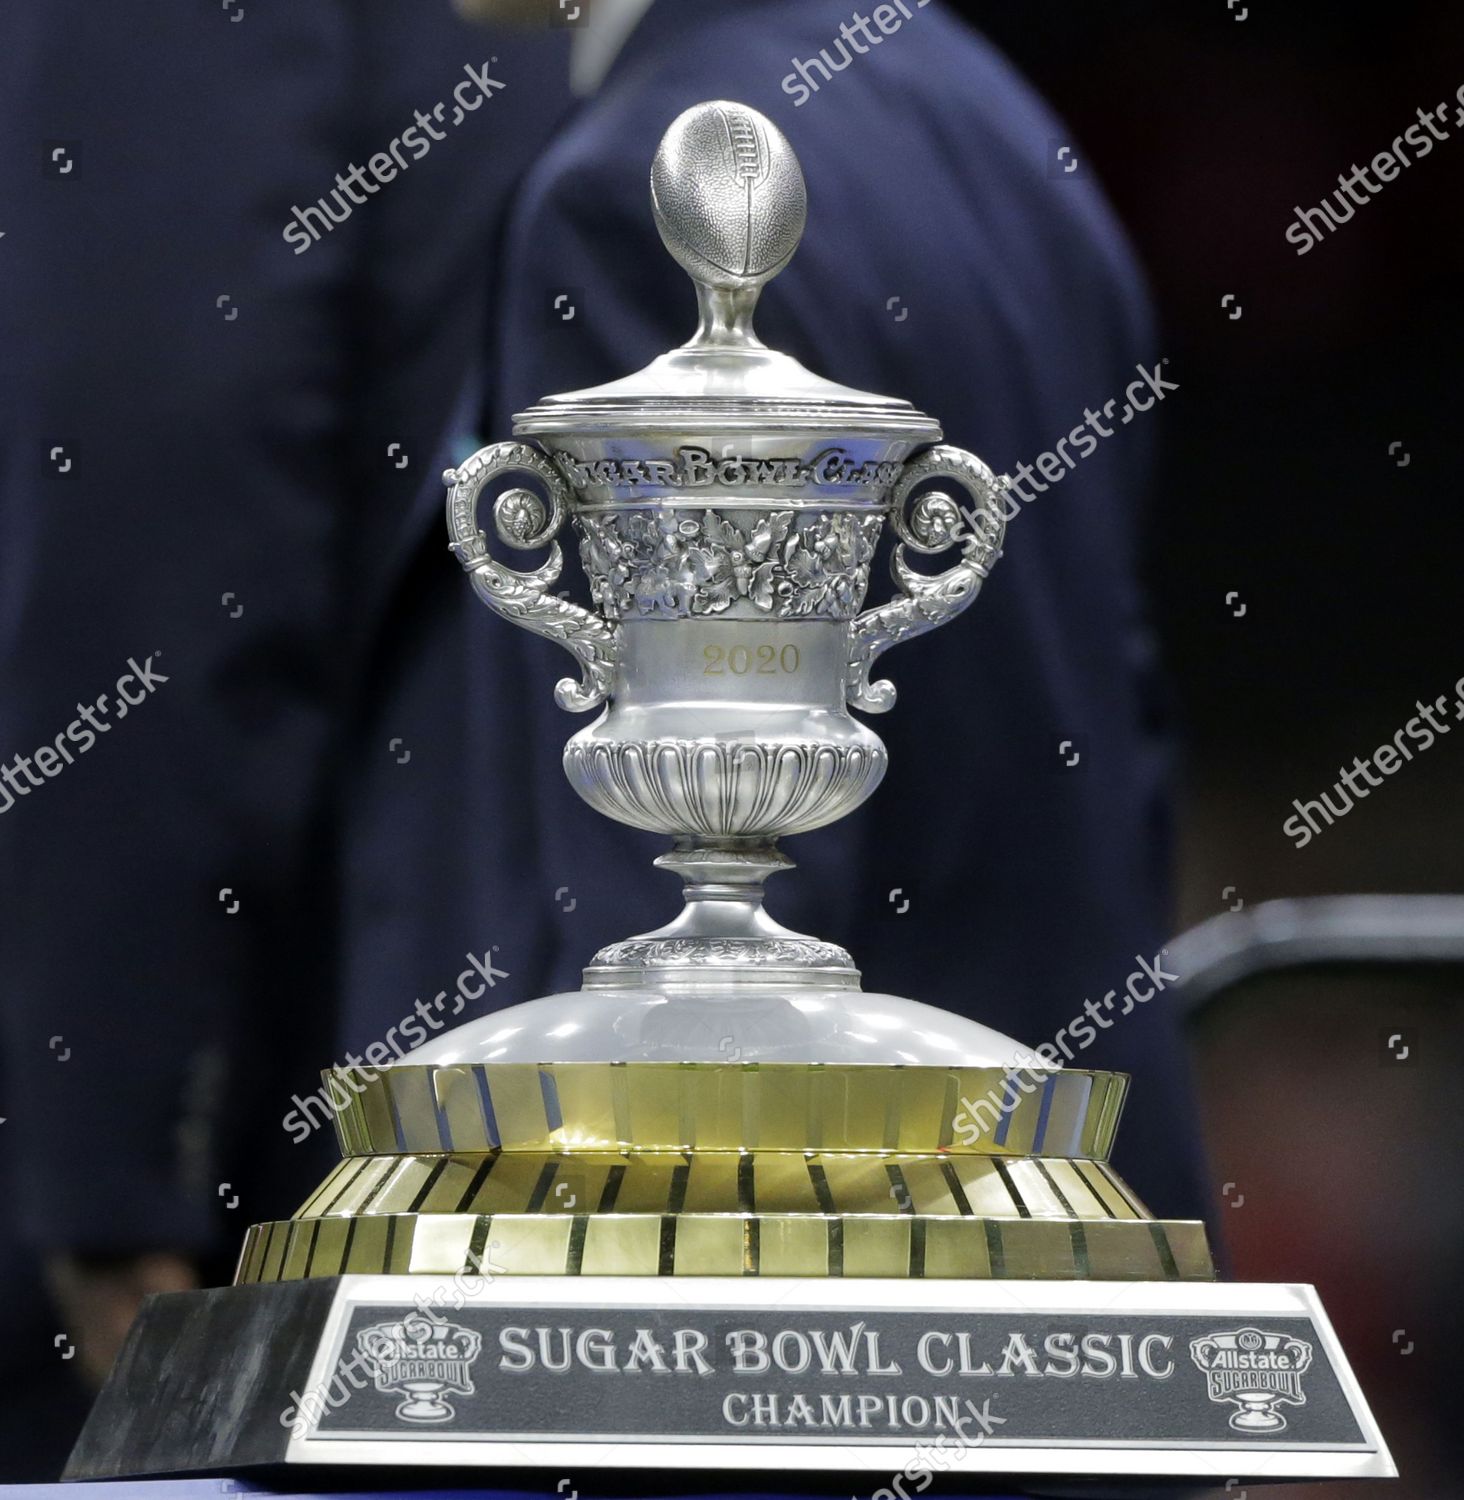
[445,441,618,713]
[845,444,1008,713]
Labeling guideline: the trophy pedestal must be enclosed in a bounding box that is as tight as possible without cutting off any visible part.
[68,1061,1391,1486]
[67,1274,1391,1484]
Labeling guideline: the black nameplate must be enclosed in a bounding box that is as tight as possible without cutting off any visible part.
[298,1301,1366,1452]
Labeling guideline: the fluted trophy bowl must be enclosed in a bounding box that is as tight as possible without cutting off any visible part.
[443,100,1009,1011]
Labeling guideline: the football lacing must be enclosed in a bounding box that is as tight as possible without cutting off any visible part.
[725,111,762,181]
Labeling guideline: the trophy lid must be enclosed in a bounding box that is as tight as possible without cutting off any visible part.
[514,101,942,442]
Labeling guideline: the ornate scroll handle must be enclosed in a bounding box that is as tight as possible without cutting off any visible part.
[846,444,1009,713]
[444,441,619,713]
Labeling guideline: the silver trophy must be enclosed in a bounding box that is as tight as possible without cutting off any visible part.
[441,99,1013,1060]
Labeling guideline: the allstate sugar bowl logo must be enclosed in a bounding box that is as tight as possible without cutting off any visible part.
[356,1312,483,1424]
[1189,1327,1314,1433]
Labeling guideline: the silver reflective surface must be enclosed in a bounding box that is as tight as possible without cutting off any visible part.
[404,985,1032,1068]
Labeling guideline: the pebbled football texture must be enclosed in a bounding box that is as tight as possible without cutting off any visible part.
[651,101,807,289]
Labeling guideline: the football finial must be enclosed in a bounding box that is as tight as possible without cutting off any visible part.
[651,101,807,347]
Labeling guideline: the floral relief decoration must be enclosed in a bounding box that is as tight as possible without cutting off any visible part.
[578,508,884,620]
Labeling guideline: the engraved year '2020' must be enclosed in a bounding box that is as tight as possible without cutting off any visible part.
[703,642,802,676]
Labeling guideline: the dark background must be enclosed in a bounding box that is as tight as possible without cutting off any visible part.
[968,4,1464,1498]
[971,0,1464,913]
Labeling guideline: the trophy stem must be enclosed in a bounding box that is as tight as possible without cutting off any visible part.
[654,835,791,892]
[689,283,765,349]
[581,835,859,989]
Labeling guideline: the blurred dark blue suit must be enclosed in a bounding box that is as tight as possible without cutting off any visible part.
[425,0,1208,1220]
[0,0,569,1473]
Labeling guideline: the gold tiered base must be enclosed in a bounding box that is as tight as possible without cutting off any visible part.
[236,1063,1212,1285]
